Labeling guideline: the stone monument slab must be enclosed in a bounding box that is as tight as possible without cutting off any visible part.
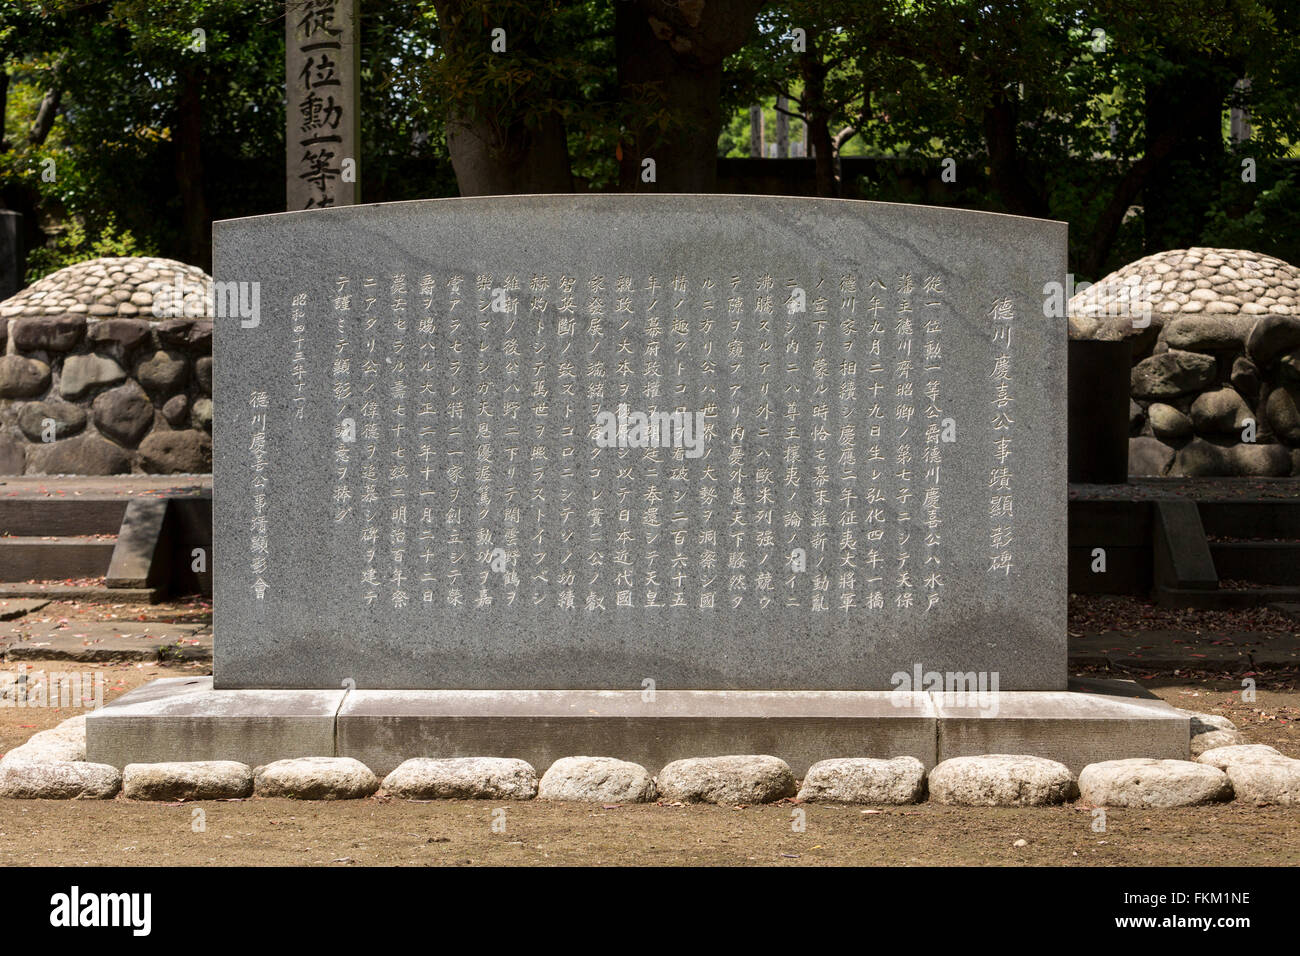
[212,195,1067,690]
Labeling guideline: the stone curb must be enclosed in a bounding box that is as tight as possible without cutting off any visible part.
[1078,758,1233,808]
[382,757,539,800]
[536,756,655,803]
[253,757,378,800]
[928,755,1078,806]
[3,735,1298,806]
[0,759,121,799]
[123,760,253,801]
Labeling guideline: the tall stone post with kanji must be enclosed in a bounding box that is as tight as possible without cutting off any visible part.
[286,0,360,210]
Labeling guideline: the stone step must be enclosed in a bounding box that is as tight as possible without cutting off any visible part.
[1155,584,1300,609]
[1215,586,1300,607]
[0,581,158,602]
[0,495,128,536]
[0,535,117,581]
[0,597,51,620]
[1069,629,1300,668]
[1272,602,1300,622]
[0,480,211,600]
[1210,541,1300,586]
[1199,500,1300,540]
[0,620,211,662]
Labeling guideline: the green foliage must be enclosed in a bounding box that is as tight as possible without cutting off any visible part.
[25,212,157,283]
[718,100,808,159]
[354,0,456,201]
[721,0,1300,273]
[1,0,286,268]
[3,0,1299,275]
[1203,160,1300,265]
[421,1,627,189]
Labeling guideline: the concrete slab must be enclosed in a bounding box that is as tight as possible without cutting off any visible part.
[85,677,345,769]
[0,598,49,621]
[934,679,1190,772]
[337,690,938,777]
[101,675,213,706]
[1,621,210,662]
[83,679,1195,778]
[1068,676,1162,700]
[0,583,158,602]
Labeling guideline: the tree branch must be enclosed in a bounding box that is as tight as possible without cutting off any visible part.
[1081,127,1181,278]
[28,55,67,147]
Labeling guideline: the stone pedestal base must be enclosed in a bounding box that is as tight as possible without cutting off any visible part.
[86,677,1190,776]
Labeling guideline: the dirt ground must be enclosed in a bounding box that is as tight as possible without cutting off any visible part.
[1,654,1296,866]
[2,791,1297,867]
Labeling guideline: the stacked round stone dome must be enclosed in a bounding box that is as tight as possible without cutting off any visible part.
[0,257,211,320]
[1070,247,1298,342]
[1070,248,1300,478]
[0,257,213,475]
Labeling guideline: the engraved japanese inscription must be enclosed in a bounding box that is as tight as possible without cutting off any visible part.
[285,0,359,210]
[213,195,1067,690]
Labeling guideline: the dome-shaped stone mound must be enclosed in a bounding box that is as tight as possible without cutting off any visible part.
[0,256,213,476]
[1066,248,1300,478]
[0,256,211,320]
[1070,247,1299,340]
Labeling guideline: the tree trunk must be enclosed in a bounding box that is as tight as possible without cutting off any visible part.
[808,116,836,197]
[0,70,9,155]
[1079,56,1226,278]
[1079,129,1180,279]
[445,111,573,195]
[0,66,45,251]
[798,29,837,197]
[1142,57,1226,254]
[24,54,68,148]
[28,84,62,147]
[775,94,788,158]
[433,0,573,195]
[175,66,210,270]
[615,0,764,191]
[981,91,1046,218]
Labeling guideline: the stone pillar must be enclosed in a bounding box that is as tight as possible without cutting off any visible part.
[748,105,764,158]
[286,0,360,210]
[1230,77,1252,144]
[0,211,25,301]
[775,95,789,158]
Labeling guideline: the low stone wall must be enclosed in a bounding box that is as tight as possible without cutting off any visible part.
[10,709,1299,807]
[1127,314,1300,477]
[0,315,212,475]
[1069,247,1300,478]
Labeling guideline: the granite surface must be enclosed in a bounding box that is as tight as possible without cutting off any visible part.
[212,195,1067,689]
